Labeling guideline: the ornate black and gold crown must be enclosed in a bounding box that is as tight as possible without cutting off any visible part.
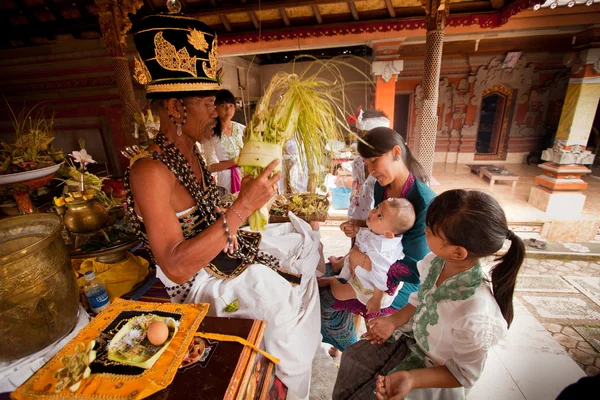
[132,12,222,99]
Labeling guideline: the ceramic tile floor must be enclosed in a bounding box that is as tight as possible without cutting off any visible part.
[328,162,600,226]
[312,228,588,400]
[430,163,600,223]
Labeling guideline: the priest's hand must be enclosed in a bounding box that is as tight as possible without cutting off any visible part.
[236,159,281,215]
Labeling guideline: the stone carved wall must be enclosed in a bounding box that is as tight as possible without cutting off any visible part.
[411,55,570,160]
[438,78,454,136]
[470,56,536,106]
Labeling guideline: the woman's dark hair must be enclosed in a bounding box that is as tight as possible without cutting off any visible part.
[357,127,428,183]
[425,189,525,328]
[215,89,236,106]
[213,89,236,138]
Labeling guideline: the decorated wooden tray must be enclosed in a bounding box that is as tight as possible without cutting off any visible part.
[11,299,208,400]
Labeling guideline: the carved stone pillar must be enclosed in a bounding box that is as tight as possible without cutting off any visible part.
[416,0,449,181]
[372,60,403,128]
[96,0,143,150]
[528,48,600,222]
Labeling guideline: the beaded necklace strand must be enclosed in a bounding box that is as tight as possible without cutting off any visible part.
[124,132,301,291]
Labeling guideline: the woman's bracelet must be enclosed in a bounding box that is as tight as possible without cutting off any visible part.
[219,211,234,249]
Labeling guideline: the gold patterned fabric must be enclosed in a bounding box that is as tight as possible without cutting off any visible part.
[132,13,222,99]
[11,299,209,399]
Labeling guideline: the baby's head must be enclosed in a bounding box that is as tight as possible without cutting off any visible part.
[366,198,415,238]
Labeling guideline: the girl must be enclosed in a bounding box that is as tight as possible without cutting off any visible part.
[333,189,525,400]
[205,89,245,193]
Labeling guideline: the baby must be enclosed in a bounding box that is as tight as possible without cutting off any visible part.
[320,198,415,314]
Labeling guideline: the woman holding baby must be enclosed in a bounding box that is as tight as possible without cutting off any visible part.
[320,126,436,354]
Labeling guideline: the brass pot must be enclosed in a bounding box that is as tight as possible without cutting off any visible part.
[0,214,79,361]
[63,199,108,233]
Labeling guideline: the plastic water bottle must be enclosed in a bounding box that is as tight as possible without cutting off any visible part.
[83,271,110,314]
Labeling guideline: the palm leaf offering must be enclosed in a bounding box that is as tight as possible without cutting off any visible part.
[53,340,97,392]
[0,100,64,175]
[107,314,178,369]
[270,193,329,223]
[238,56,366,230]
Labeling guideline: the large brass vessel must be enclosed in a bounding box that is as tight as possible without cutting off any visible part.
[0,214,79,361]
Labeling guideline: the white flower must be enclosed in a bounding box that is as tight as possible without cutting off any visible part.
[71,149,96,166]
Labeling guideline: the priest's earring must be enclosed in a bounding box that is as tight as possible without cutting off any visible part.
[394,156,401,161]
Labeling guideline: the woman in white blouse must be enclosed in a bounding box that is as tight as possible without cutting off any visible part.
[205,89,245,193]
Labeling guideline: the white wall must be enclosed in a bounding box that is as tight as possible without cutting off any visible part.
[258,58,371,113]
[219,56,262,100]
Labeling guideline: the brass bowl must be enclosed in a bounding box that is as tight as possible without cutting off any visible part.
[64,199,109,233]
[0,214,79,361]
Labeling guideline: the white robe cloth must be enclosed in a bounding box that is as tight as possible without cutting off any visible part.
[155,213,321,400]
[338,228,404,307]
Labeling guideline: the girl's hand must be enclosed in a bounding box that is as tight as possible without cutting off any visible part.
[363,317,396,344]
[375,372,413,400]
[340,220,359,238]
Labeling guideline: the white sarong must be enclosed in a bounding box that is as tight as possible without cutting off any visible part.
[156,212,321,399]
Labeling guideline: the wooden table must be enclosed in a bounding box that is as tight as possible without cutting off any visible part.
[479,167,519,190]
[148,317,284,400]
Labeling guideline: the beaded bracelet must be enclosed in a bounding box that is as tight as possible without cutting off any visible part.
[220,211,234,249]
[229,207,244,223]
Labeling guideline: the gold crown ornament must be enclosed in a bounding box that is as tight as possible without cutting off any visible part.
[132,0,222,99]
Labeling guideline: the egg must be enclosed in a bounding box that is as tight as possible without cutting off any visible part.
[146,321,169,345]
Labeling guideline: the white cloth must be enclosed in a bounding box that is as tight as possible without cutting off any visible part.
[155,212,321,399]
[404,253,508,400]
[0,306,90,392]
[204,121,245,193]
[347,157,376,221]
[282,140,309,193]
[355,110,390,132]
[338,228,404,307]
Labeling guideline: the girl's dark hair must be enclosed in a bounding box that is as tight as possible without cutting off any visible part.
[213,89,236,138]
[215,89,235,106]
[425,189,525,328]
[357,127,428,183]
